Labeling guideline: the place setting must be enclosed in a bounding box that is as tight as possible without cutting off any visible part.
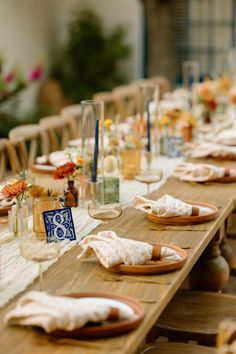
[132,194,218,225]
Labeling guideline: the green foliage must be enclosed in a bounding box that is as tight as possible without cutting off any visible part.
[52,8,131,102]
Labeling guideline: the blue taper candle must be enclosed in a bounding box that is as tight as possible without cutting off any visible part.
[146,98,151,152]
[91,119,99,182]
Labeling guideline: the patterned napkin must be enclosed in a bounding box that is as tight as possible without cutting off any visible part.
[132,194,212,216]
[5,291,136,333]
[173,162,236,182]
[77,231,182,268]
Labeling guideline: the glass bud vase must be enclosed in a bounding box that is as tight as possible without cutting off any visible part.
[8,203,28,238]
[64,180,78,207]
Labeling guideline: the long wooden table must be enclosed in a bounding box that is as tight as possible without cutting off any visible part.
[0,159,236,354]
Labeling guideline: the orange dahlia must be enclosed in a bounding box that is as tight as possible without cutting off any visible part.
[54,162,76,179]
[2,180,28,198]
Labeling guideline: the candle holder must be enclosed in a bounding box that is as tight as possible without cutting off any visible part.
[138,84,159,155]
[83,178,104,205]
[81,100,104,201]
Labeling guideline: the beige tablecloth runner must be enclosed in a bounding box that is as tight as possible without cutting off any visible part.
[0,156,182,307]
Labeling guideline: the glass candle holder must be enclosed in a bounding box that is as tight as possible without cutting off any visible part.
[32,197,60,240]
[81,100,104,180]
[120,149,141,180]
[83,178,104,205]
[138,84,159,156]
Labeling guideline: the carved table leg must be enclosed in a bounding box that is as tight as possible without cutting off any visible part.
[189,238,230,292]
[220,237,234,270]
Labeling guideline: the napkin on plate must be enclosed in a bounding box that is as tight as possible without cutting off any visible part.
[181,142,236,159]
[132,194,212,217]
[4,291,136,333]
[173,162,236,182]
[77,231,182,268]
[213,129,236,146]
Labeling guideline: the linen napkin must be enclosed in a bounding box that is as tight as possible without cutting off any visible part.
[182,142,236,159]
[173,162,236,182]
[213,129,236,146]
[5,291,136,333]
[132,194,212,216]
[77,231,182,268]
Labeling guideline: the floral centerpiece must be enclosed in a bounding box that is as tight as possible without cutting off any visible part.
[2,171,32,238]
[197,82,218,123]
[179,112,197,142]
[54,161,79,207]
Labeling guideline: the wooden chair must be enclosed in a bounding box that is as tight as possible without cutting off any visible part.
[0,139,21,180]
[40,115,71,152]
[60,104,81,139]
[131,76,171,99]
[148,76,171,97]
[141,318,236,354]
[112,84,139,121]
[93,92,117,119]
[150,290,236,347]
[8,125,49,169]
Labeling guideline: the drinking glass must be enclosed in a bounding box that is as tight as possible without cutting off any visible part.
[19,232,61,291]
[134,169,163,196]
[88,201,122,229]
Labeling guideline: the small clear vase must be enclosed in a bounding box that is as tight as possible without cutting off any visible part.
[8,203,29,238]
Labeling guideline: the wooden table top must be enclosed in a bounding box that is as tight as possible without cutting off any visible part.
[1,158,236,354]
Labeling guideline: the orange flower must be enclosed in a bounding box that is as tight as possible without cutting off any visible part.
[2,180,28,198]
[54,162,76,179]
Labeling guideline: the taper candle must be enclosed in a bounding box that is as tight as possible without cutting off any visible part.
[91,119,99,182]
[146,98,151,152]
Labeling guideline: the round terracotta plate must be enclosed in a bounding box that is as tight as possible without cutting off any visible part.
[212,176,236,183]
[146,201,218,225]
[50,292,144,339]
[31,164,56,175]
[0,206,11,217]
[111,243,187,275]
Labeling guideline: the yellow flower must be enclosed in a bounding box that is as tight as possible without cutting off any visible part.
[159,115,170,126]
[104,118,113,129]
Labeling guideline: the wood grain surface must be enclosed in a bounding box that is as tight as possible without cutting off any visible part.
[1,158,236,354]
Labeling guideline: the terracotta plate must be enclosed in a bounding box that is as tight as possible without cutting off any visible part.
[212,176,236,183]
[146,201,218,225]
[31,164,56,175]
[111,243,187,275]
[0,206,11,217]
[50,292,144,339]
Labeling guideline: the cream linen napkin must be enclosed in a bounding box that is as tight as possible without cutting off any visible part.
[77,231,182,268]
[213,129,236,146]
[5,291,136,333]
[173,162,236,182]
[132,194,212,216]
[182,142,236,159]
